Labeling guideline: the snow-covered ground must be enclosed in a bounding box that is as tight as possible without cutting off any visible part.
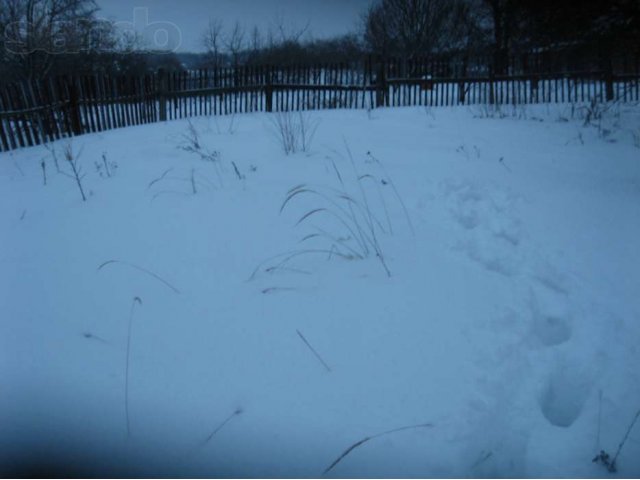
[1,104,639,478]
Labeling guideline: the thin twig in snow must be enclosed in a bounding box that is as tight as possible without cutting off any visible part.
[83,332,109,344]
[499,156,512,172]
[596,389,603,450]
[102,153,112,177]
[367,151,415,236]
[41,159,47,186]
[231,161,244,180]
[148,168,174,189]
[264,265,311,276]
[471,450,493,469]
[611,408,640,471]
[323,423,434,475]
[125,296,142,437]
[296,329,331,372]
[13,161,24,177]
[98,260,181,294]
[262,287,296,294]
[63,143,87,202]
[191,168,197,194]
[202,408,243,445]
[248,249,352,282]
[44,143,61,172]
[151,190,192,203]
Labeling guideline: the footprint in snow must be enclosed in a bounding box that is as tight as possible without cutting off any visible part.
[538,356,593,428]
[441,179,525,277]
[528,287,573,347]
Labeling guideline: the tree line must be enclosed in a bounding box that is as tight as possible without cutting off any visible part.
[361,0,639,74]
[1,0,638,84]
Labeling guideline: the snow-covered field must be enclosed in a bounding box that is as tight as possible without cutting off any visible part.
[1,104,639,478]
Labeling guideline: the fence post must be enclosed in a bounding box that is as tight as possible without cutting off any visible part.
[489,67,496,105]
[158,69,167,121]
[0,118,8,151]
[67,76,83,135]
[604,60,614,102]
[364,56,372,109]
[375,59,387,108]
[530,76,539,103]
[265,66,273,112]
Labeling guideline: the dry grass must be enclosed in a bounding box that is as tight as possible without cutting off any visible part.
[296,329,331,373]
[179,120,224,186]
[52,142,87,201]
[278,153,392,276]
[594,407,640,473]
[250,146,415,280]
[98,260,181,294]
[269,110,319,155]
[323,423,434,475]
[202,408,243,446]
[125,296,142,437]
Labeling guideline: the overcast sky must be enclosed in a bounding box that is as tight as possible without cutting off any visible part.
[96,0,374,53]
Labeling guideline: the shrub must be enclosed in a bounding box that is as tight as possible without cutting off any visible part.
[269,110,319,155]
[179,120,224,186]
[52,142,87,202]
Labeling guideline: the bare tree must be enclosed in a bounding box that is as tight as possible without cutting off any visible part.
[481,0,519,74]
[271,12,310,45]
[361,2,394,57]
[0,0,108,80]
[448,0,490,73]
[202,17,224,68]
[249,25,262,52]
[245,24,264,64]
[363,0,472,58]
[225,20,244,66]
[252,14,312,65]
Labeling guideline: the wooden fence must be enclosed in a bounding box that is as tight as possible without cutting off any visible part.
[1,57,639,152]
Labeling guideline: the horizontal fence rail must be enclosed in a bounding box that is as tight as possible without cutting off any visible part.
[0,56,639,152]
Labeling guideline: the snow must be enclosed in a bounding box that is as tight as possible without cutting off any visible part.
[1,104,639,477]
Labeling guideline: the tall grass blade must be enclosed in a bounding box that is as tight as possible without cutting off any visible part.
[98,260,181,294]
[296,329,331,373]
[125,296,142,437]
[323,423,434,475]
